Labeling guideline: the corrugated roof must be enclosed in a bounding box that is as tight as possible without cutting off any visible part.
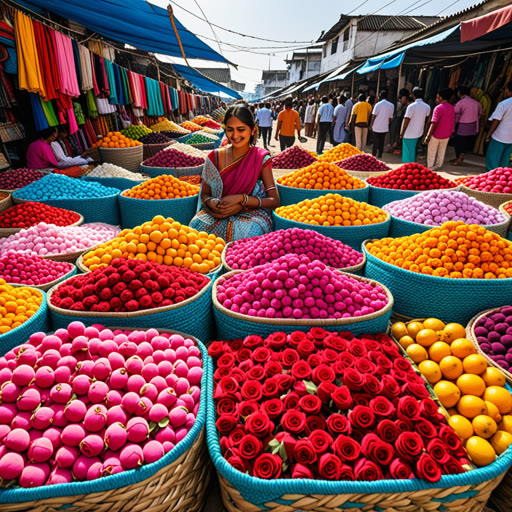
[194,68,231,84]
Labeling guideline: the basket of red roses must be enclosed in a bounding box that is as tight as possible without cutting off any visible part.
[206,328,512,512]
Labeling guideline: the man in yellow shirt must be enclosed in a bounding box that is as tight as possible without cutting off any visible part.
[349,93,372,151]
[275,98,301,151]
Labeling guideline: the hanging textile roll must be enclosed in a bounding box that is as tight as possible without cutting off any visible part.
[54,31,80,97]
[91,52,100,96]
[86,89,98,119]
[29,92,48,131]
[128,70,142,107]
[73,101,85,125]
[72,40,82,92]
[169,86,178,111]
[78,44,93,91]
[119,66,132,104]
[139,74,148,109]
[104,59,118,104]
[112,63,126,105]
[32,21,60,101]
[40,97,59,127]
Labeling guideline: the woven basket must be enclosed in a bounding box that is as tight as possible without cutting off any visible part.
[187,142,215,151]
[489,465,512,512]
[12,191,121,225]
[140,162,204,178]
[345,168,391,179]
[369,185,460,208]
[213,269,393,339]
[273,212,390,251]
[363,242,512,325]
[0,193,12,213]
[499,201,512,236]
[0,287,48,354]
[99,145,143,174]
[467,307,512,385]
[176,133,196,144]
[47,276,213,342]
[461,185,512,210]
[81,175,147,191]
[118,191,198,228]
[0,328,212,512]
[143,141,174,160]
[221,240,366,276]
[277,183,370,206]
[0,212,84,239]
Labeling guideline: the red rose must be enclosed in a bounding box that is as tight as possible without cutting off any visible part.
[363,338,380,351]
[361,433,394,466]
[381,375,401,400]
[281,409,307,435]
[339,463,355,480]
[309,327,328,341]
[297,340,316,359]
[419,398,439,420]
[245,412,274,438]
[395,431,424,460]
[323,335,348,351]
[262,378,279,399]
[339,352,357,368]
[261,398,285,420]
[332,361,347,376]
[239,434,263,461]
[326,413,351,436]
[275,431,297,460]
[291,361,311,380]
[294,439,317,464]
[292,463,313,479]
[243,334,264,349]
[227,455,247,473]
[389,458,414,479]
[416,453,442,483]
[443,456,465,475]
[321,348,338,365]
[307,353,322,368]
[282,348,300,367]
[275,374,295,394]
[218,353,236,370]
[390,369,407,383]
[293,380,307,396]
[217,397,238,416]
[381,342,400,359]
[214,367,230,381]
[299,394,322,415]
[284,392,300,410]
[342,368,365,392]
[362,374,382,395]
[264,361,283,377]
[333,434,361,462]
[239,359,254,372]
[348,339,367,358]
[228,426,246,448]
[209,341,227,359]
[355,358,377,375]
[247,365,266,381]
[265,332,287,350]
[332,386,353,411]
[231,368,247,386]
[374,353,393,372]
[253,453,282,479]
[348,405,375,430]
[289,331,306,346]
[353,394,372,407]
[239,400,259,418]
[217,376,239,395]
[369,396,395,418]
[377,419,399,443]
[317,453,342,480]
[309,430,333,454]
[252,346,271,364]
[312,364,336,385]
[397,396,420,421]
[230,339,244,351]
[393,357,412,372]
[317,382,337,404]
[406,381,431,400]
[305,415,326,435]
[241,381,263,401]
[427,438,450,464]
[395,418,414,433]
[438,424,463,453]
[354,458,383,481]
[216,415,238,435]
[415,419,437,441]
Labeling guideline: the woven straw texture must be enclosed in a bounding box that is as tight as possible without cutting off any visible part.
[140,162,204,178]
[143,141,174,160]
[467,308,512,385]
[188,142,215,151]
[213,270,393,339]
[0,287,48,354]
[82,176,146,191]
[12,192,121,225]
[499,201,512,236]
[345,168,391,179]
[118,192,198,228]
[0,332,212,511]
[47,276,213,342]
[0,193,12,213]
[489,466,512,512]
[277,183,369,206]
[273,212,390,251]
[363,243,512,325]
[99,145,143,174]
[0,212,84,238]
[462,186,512,210]
[206,369,512,512]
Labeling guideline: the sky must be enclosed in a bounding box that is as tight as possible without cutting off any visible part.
[152,0,480,92]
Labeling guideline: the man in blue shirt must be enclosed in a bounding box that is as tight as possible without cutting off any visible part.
[258,102,273,149]
[315,96,334,155]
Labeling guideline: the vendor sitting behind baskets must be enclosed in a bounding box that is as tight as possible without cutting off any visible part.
[189,105,280,242]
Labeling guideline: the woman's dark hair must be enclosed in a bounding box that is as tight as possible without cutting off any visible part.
[38,126,58,141]
[224,105,258,146]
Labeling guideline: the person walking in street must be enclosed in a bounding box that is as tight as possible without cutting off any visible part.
[452,86,483,166]
[400,87,431,163]
[370,90,394,159]
[485,81,512,170]
[390,88,410,152]
[425,88,455,170]
[332,95,347,146]
[343,93,353,143]
[315,96,334,154]
[275,97,301,151]
[258,102,273,149]
[349,93,372,151]
[312,99,320,138]
[304,100,314,137]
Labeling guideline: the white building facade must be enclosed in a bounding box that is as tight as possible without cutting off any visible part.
[286,50,322,84]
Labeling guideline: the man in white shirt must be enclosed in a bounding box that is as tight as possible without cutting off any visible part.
[486,81,512,170]
[258,102,273,149]
[400,87,431,163]
[304,100,315,137]
[51,125,92,168]
[370,90,394,159]
[315,96,334,154]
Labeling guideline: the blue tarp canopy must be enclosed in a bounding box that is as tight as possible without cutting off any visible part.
[356,52,405,74]
[172,64,242,99]
[13,0,230,63]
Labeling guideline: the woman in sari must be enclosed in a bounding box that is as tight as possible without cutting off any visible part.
[190,105,280,242]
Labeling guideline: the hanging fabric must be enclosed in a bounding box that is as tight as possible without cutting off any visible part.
[78,44,93,91]
[29,92,48,131]
[71,40,82,92]
[104,59,118,104]
[32,21,60,101]
[85,89,98,119]
[91,52,100,96]
[113,63,126,105]
[54,30,80,97]
[40,97,59,126]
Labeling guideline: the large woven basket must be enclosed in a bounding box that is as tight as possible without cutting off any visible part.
[81,175,148,191]
[273,211,390,251]
[221,240,366,276]
[489,464,512,512]
[345,167,391,179]
[277,182,370,206]
[140,162,204,178]
[12,191,121,225]
[0,287,48,354]
[499,200,512,236]
[99,145,143,174]
[0,193,12,213]
[143,141,174,160]
[461,185,512,210]
[187,142,215,151]
[0,327,212,512]
[47,276,213,342]
[0,212,84,238]
[213,269,393,339]
[363,242,512,325]
[118,191,198,228]
[175,133,196,144]
[369,184,460,208]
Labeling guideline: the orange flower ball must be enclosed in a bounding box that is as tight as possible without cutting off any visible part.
[317,143,361,163]
[0,280,43,334]
[180,121,203,133]
[122,175,199,200]
[92,132,142,149]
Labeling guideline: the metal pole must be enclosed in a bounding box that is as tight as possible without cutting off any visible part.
[376,68,381,95]
[351,72,355,97]
[397,61,403,101]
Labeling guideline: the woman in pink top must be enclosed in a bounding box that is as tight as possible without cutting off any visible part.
[26,127,59,169]
[425,88,455,170]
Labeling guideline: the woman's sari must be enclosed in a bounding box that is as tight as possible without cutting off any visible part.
[189,146,273,242]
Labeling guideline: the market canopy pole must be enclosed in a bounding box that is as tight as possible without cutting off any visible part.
[167,5,190,68]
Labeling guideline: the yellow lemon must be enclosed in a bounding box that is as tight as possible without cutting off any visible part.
[418,360,442,385]
[463,354,488,375]
[428,342,452,363]
[416,329,439,347]
[406,344,428,364]
[448,415,474,440]
[472,415,498,439]
[466,436,496,467]
[491,430,512,455]
[442,323,467,343]
[391,322,408,340]
[407,321,425,340]
[439,355,464,380]
[433,380,461,408]
[482,367,506,387]
[398,335,416,350]
[485,401,502,423]
[423,317,446,331]
[498,415,512,434]
[456,374,486,397]
[457,395,487,419]
[450,338,477,359]
[483,386,512,414]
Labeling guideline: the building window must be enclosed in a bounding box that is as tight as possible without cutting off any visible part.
[343,28,350,51]
[331,36,338,55]
[323,45,327,58]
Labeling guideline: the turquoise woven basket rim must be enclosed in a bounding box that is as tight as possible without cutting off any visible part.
[140,163,204,175]
[119,190,199,203]
[12,190,120,204]
[0,332,211,503]
[276,182,369,195]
